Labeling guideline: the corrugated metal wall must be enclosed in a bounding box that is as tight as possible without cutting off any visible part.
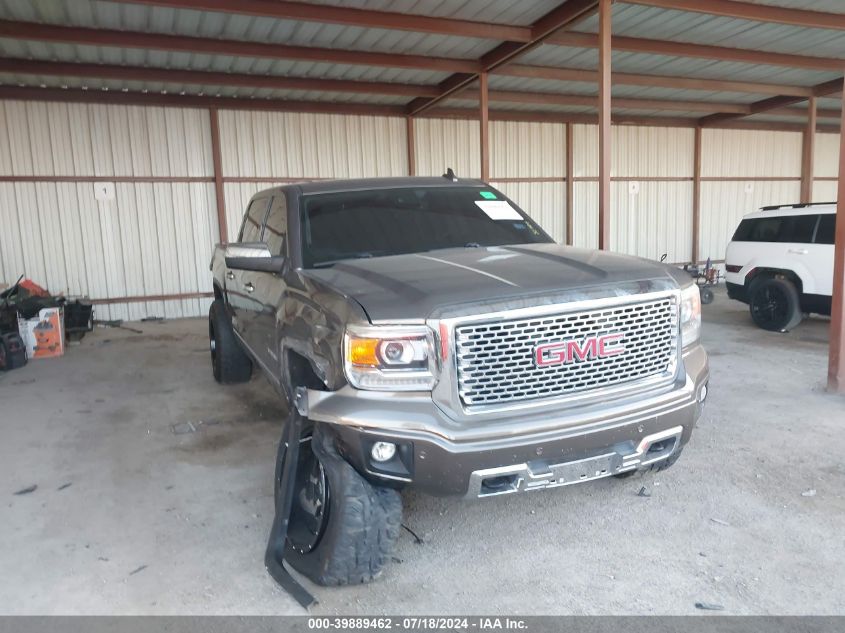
[699,129,803,260]
[571,124,694,262]
[489,120,566,243]
[0,101,838,321]
[814,132,840,202]
[0,100,217,320]
[219,111,408,240]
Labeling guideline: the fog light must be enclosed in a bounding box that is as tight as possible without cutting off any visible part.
[370,441,397,463]
[699,383,708,403]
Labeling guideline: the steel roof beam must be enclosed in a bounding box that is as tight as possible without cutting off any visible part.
[0,58,443,98]
[105,0,533,42]
[699,78,843,126]
[625,0,845,31]
[499,64,815,97]
[0,20,480,75]
[407,0,599,116]
[549,32,845,71]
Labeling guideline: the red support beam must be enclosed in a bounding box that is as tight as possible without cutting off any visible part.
[406,117,416,176]
[106,0,533,42]
[0,57,442,98]
[208,108,228,243]
[407,0,598,116]
[801,97,817,204]
[598,0,612,251]
[549,31,845,71]
[499,64,815,98]
[829,89,845,394]
[692,126,702,263]
[0,86,407,117]
[0,20,479,75]
[626,0,845,31]
[479,73,490,181]
[565,122,574,246]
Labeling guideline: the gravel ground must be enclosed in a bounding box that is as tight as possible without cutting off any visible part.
[1,287,843,615]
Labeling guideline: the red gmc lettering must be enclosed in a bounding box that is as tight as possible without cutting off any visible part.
[535,334,625,367]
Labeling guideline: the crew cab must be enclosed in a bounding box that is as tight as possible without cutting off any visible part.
[208,176,709,588]
[725,202,837,331]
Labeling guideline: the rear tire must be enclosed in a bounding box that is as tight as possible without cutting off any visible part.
[274,427,402,586]
[700,287,714,305]
[748,277,802,332]
[208,299,252,383]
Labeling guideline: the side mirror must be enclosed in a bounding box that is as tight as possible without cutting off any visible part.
[225,243,286,273]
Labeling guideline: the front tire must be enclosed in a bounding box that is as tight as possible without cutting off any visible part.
[208,299,252,383]
[274,427,402,586]
[749,277,802,332]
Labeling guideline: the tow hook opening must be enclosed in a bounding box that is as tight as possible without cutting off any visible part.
[645,437,677,460]
[480,474,519,496]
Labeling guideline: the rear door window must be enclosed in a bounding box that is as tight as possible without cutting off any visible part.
[732,215,818,243]
[239,197,270,243]
[263,195,288,256]
[815,214,836,245]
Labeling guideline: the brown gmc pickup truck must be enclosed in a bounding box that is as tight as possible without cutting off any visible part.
[209,175,709,593]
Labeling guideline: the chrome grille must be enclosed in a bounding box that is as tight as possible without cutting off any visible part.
[455,296,678,407]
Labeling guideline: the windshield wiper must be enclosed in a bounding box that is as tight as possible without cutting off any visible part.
[313,252,375,268]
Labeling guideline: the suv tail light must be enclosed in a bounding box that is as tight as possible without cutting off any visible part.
[725,264,742,273]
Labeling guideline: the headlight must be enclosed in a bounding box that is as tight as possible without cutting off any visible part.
[344,324,437,391]
[680,284,701,347]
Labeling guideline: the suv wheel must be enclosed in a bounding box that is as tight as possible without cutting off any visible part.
[274,428,402,586]
[748,277,802,332]
[208,299,253,383]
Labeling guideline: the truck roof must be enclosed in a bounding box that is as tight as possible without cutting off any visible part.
[256,176,487,198]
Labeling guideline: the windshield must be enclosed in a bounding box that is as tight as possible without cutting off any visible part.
[300,186,552,268]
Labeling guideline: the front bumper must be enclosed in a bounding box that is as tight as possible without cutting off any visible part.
[305,344,709,497]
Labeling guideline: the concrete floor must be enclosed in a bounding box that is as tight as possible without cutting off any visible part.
[1,288,843,615]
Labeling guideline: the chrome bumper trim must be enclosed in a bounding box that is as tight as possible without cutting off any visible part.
[466,425,684,498]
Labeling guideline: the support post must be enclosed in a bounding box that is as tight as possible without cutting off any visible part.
[208,107,228,243]
[406,116,416,176]
[598,0,612,250]
[801,96,817,203]
[566,122,574,245]
[692,126,702,263]
[479,71,490,182]
[827,88,845,393]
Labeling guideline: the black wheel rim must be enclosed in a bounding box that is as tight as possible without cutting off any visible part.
[286,441,330,554]
[752,285,788,328]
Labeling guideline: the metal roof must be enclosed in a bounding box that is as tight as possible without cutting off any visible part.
[0,0,840,129]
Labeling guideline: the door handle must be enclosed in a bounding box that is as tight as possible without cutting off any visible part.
[226,271,235,280]
[787,248,808,255]
[244,282,255,293]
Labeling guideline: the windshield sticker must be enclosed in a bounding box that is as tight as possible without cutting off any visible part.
[479,191,497,200]
[474,200,522,220]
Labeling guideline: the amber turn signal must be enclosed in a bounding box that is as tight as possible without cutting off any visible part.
[348,337,380,366]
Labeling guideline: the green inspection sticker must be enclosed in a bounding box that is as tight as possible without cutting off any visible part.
[479,191,497,200]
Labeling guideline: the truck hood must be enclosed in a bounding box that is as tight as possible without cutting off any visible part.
[301,243,685,322]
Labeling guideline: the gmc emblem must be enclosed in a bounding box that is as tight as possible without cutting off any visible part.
[534,333,625,367]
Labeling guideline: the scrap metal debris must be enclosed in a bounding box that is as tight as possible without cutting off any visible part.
[710,518,731,526]
[401,524,424,545]
[171,420,220,435]
[801,489,817,497]
[637,486,651,498]
[695,602,725,611]
[95,320,143,335]
[13,485,37,496]
[128,565,148,576]
[57,483,72,491]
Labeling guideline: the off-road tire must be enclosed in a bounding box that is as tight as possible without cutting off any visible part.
[700,287,714,305]
[748,277,802,332]
[208,299,252,383]
[274,428,402,586]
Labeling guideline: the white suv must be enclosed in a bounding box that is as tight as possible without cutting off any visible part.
[725,202,837,332]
